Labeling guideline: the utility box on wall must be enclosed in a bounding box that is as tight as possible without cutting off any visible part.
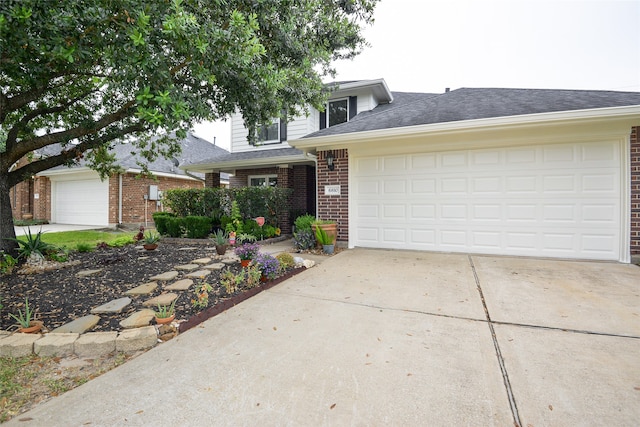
[148,185,159,201]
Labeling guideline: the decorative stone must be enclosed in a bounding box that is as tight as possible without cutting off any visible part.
[303,259,316,268]
[50,315,100,334]
[0,333,41,357]
[178,247,199,251]
[34,333,78,357]
[174,264,200,271]
[192,257,212,264]
[222,258,237,265]
[202,263,225,270]
[185,269,211,279]
[91,297,132,314]
[165,278,194,291]
[75,332,118,357]
[149,271,179,281]
[125,282,158,295]
[143,293,178,307]
[120,309,156,329]
[116,326,157,352]
[76,269,103,278]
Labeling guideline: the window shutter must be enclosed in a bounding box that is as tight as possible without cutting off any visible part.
[319,110,326,129]
[279,119,287,142]
[349,96,357,119]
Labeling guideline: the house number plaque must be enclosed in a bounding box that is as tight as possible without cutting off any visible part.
[324,185,341,196]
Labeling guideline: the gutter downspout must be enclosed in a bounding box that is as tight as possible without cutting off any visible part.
[304,151,318,218]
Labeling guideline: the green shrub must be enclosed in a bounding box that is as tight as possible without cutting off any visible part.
[7,228,55,260]
[294,214,315,232]
[152,212,175,235]
[263,224,277,238]
[184,216,212,239]
[276,252,295,271]
[108,235,135,247]
[76,242,94,253]
[166,216,184,238]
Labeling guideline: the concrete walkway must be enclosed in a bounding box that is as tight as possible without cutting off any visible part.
[6,249,640,426]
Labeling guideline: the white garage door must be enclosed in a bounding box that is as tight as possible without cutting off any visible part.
[352,141,622,260]
[52,177,109,226]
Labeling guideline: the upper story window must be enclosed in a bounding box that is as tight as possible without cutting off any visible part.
[256,119,280,144]
[320,96,357,130]
[327,98,348,127]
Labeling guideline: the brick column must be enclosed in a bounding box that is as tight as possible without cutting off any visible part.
[317,149,348,243]
[277,166,294,234]
[205,172,221,188]
[631,126,639,256]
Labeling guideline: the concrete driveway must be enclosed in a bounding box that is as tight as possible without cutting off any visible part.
[14,223,107,236]
[7,249,640,426]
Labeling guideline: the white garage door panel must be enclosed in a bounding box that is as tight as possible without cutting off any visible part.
[54,179,109,226]
[352,141,621,260]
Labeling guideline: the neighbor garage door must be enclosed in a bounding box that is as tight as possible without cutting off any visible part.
[52,175,109,226]
[352,141,622,260]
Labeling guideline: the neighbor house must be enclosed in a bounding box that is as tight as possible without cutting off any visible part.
[10,132,229,227]
[184,79,640,263]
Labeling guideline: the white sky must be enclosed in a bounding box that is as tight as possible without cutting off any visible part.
[194,0,640,149]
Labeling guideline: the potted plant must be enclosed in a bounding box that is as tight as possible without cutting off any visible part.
[142,231,161,250]
[253,252,280,281]
[315,225,335,254]
[212,229,229,255]
[234,242,260,267]
[154,300,176,325]
[312,220,337,248]
[9,298,42,333]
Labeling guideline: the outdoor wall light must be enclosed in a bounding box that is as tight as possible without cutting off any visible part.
[326,150,335,171]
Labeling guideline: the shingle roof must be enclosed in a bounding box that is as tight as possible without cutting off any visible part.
[41,132,228,178]
[187,147,303,167]
[306,88,640,137]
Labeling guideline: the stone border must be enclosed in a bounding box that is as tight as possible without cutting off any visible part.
[0,266,307,358]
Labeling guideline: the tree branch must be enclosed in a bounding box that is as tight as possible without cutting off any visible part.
[7,122,145,187]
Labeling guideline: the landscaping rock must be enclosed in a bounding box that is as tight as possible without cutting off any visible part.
[74,332,118,357]
[185,269,211,279]
[125,282,158,295]
[174,264,200,271]
[120,309,156,329]
[143,293,178,307]
[116,326,157,352]
[202,263,225,270]
[165,279,194,291]
[50,315,100,334]
[34,333,79,357]
[149,271,179,281]
[91,297,132,314]
[222,258,237,265]
[76,269,103,278]
[0,333,41,357]
[192,257,212,264]
[303,259,316,268]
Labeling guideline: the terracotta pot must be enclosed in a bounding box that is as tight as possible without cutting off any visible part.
[143,243,158,250]
[21,213,33,220]
[18,320,43,334]
[155,314,175,325]
[260,275,268,283]
[240,259,251,268]
[312,223,337,247]
[215,244,227,255]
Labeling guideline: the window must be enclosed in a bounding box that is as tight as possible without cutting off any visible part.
[249,175,277,187]
[327,98,348,127]
[256,119,280,144]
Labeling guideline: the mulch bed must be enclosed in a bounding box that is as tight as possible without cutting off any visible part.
[0,242,302,333]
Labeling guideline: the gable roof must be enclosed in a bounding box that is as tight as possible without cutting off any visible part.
[305,88,640,138]
[183,147,312,173]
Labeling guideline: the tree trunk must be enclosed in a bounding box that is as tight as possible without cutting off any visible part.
[0,172,19,258]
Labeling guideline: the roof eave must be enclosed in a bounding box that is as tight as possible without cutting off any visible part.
[291,105,640,149]
[182,154,312,173]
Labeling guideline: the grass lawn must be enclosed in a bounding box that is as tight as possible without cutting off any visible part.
[16,230,137,251]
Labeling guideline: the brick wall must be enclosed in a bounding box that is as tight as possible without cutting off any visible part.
[115,173,204,226]
[205,172,221,188]
[292,165,315,216]
[317,149,348,243]
[631,126,639,255]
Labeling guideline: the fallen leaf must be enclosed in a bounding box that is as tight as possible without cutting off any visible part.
[257,403,260,406]
[135,410,144,414]
[273,326,277,331]
[407,373,412,376]
[548,405,553,411]
[18,417,34,421]
[330,403,336,409]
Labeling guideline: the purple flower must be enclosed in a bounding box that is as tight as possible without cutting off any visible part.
[234,242,260,260]
[253,253,280,280]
